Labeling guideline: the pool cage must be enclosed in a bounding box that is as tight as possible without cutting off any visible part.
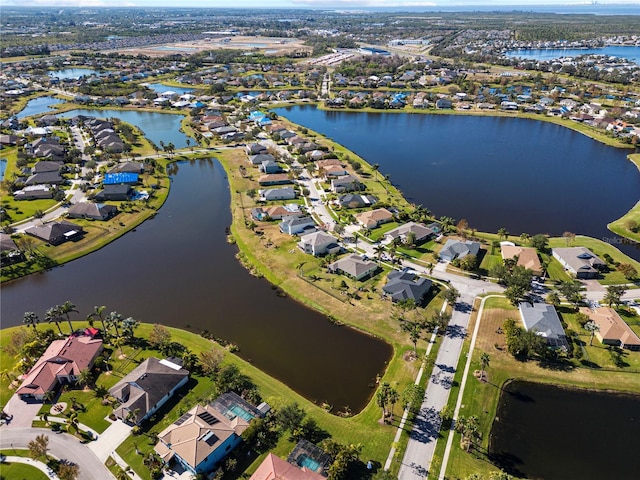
[286,439,331,476]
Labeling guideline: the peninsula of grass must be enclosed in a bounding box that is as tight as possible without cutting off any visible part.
[608,153,640,244]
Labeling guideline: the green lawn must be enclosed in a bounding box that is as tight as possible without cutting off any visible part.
[0,462,48,480]
[479,253,502,276]
[367,222,400,242]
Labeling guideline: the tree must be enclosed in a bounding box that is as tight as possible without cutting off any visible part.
[617,263,638,281]
[76,368,92,388]
[372,163,380,181]
[603,285,626,308]
[87,305,106,331]
[401,383,424,416]
[584,320,600,346]
[276,402,306,432]
[562,231,576,246]
[444,287,460,306]
[456,415,481,452]
[121,317,139,341]
[199,349,224,376]
[148,324,171,350]
[105,311,123,338]
[23,311,40,330]
[530,234,549,251]
[497,227,509,240]
[401,321,423,354]
[28,434,49,460]
[60,301,78,333]
[546,291,561,307]
[45,306,64,335]
[374,244,385,262]
[558,281,583,308]
[479,352,490,381]
[519,232,531,245]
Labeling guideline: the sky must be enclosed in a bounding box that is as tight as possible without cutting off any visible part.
[11,1,640,9]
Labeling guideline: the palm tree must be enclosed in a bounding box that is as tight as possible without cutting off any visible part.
[376,383,390,422]
[87,305,107,332]
[76,369,92,389]
[105,311,123,338]
[479,352,490,381]
[121,317,139,342]
[372,163,380,181]
[388,388,399,421]
[23,311,39,330]
[584,321,599,346]
[45,306,64,335]
[67,412,79,433]
[546,291,561,307]
[497,227,509,241]
[401,321,423,355]
[374,244,385,262]
[60,301,78,334]
[519,232,531,245]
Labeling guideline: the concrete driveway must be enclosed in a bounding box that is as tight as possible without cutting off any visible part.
[2,394,42,428]
[0,427,113,480]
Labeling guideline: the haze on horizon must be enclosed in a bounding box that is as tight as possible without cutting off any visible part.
[8,0,640,9]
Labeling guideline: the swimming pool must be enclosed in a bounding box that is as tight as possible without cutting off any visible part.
[297,454,321,472]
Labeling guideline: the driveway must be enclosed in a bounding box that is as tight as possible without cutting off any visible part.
[0,427,113,480]
[1,394,42,428]
[88,419,132,462]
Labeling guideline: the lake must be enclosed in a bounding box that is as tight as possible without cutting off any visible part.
[16,96,64,119]
[274,106,640,260]
[0,159,392,412]
[506,45,640,65]
[58,108,190,149]
[146,83,195,95]
[490,380,640,479]
[49,68,101,79]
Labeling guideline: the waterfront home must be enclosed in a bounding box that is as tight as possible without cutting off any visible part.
[439,239,481,262]
[382,270,432,305]
[95,184,133,201]
[321,165,349,178]
[500,243,543,276]
[298,231,340,256]
[258,173,293,186]
[108,161,144,174]
[330,175,362,193]
[17,334,103,401]
[435,98,452,109]
[249,153,276,166]
[384,222,437,245]
[315,158,343,169]
[251,204,301,221]
[328,254,379,281]
[67,202,118,221]
[337,193,377,209]
[354,208,394,229]
[279,215,317,236]
[259,187,296,202]
[154,403,250,475]
[578,307,640,350]
[551,247,605,279]
[109,357,189,426]
[250,453,326,480]
[305,150,325,161]
[518,302,569,350]
[13,184,55,200]
[259,160,282,174]
[500,101,519,110]
[25,220,84,245]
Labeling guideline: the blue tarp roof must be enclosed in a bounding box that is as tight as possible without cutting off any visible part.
[103,173,138,185]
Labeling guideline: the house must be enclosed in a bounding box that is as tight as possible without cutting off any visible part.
[103,173,139,185]
[500,243,543,276]
[246,143,267,155]
[298,231,341,256]
[108,162,144,174]
[384,222,437,245]
[439,239,480,262]
[338,194,377,209]
[518,302,569,349]
[435,98,452,109]
[250,453,326,480]
[578,307,640,351]
[24,171,64,186]
[32,161,63,173]
[382,270,432,304]
[321,165,349,178]
[315,159,343,170]
[95,184,133,201]
[154,403,250,474]
[14,185,55,200]
[67,202,118,221]
[259,160,282,174]
[249,153,276,166]
[279,216,316,236]
[109,357,189,426]
[354,208,393,229]
[330,175,362,193]
[259,187,296,202]
[25,220,84,245]
[16,334,103,401]
[328,254,379,280]
[251,204,301,221]
[258,173,293,186]
[552,247,605,279]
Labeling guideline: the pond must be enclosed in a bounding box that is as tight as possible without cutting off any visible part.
[49,68,101,79]
[146,83,195,95]
[16,96,64,119]
[274,106,640,260]
[58,108,190,149]
[506,45,640,65]
[0,159,392,412]
[490,380,640,479]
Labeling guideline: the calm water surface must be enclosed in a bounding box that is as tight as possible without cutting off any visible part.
[0,159,391,411]
[274,106,640,259]
[16,96,64,119]
[490,381,640,479]
[506,45,640,64]
[58,109,190,149]
[146,83,195,95]
[49,68,101,79]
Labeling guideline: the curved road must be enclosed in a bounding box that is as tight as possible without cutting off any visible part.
[0,427,113,480]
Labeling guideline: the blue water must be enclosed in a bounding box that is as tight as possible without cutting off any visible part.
[153,46,198,52]
[228,405,254,421]
[146,83,195,95]
[58,108,190,149]
[297,454,321,471]
[506,45,640,65]
[49,68,100,79]
[0,159,7,180]
[17,96,64,119]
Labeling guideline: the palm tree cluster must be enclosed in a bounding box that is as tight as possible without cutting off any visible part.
[375,381,399,423]
[456,415,481,452]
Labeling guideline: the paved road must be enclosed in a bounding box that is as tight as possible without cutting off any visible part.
[0,427,114,480]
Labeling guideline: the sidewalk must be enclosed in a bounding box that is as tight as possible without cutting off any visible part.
[2,455,60,479]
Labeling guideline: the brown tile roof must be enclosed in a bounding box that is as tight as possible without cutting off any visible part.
[355,208,394,228]
[580,307,640,347]
[501,244,543,275]
[250,453,326,480]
